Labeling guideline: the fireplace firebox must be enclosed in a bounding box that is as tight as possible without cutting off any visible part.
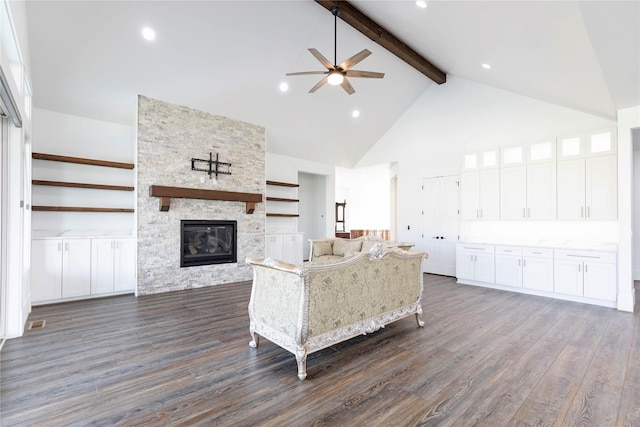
[180,220,237,267]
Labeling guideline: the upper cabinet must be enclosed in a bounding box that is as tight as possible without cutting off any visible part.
[462,127,616,222]
[558,129,616,160]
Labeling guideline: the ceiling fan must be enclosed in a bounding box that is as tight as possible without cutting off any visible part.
[286,6,384,95]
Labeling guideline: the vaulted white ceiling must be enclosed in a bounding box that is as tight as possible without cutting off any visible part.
[24,1,639,167]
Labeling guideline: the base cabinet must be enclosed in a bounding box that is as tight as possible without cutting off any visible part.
[456,244,495,283]
[457,242,617,307]
[31,239,91,303]
[554,250,616,301]
[32,236,135,304]
[91,238,136,295]
[266,233,303,265]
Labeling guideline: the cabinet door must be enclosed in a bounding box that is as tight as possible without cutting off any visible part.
[114,238,136,292]
[460,172,480,220]
[500,166,526,220]
[91,239,115,295]
[282,234,303,265]
[586,155,617,220]
[479,169,500,220]
[553,259,583,296]
[583,262,616,301]
[455,251,475,280]
[474,252,495,283]
[527,162,556,220]
[31,239,63,302]
[557,159,586,220]
[62,239,91,298]
[265,234,283,260]
[495,255,522,287]
[522,257,554,292]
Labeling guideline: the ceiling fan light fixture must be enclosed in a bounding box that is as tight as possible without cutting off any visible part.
[327,71,344,86]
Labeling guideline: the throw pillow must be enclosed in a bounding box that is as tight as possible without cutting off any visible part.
[333,239,363,256]
[361,240,377,253]
[312,241,333,257]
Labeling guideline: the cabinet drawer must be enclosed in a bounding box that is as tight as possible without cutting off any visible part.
[495,246,522,256]
[457,243,494,253]
[523,247,553,258]
[555,250,616,264]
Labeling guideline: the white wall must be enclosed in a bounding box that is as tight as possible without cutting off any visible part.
[31,108,135,232]
[266,152,335,237]
[357,76,618,251]
[617,106,640,312]
[335,164,391,231]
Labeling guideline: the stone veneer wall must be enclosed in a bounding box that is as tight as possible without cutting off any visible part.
[137,95,265,295]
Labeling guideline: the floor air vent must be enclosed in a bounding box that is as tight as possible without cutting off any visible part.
[28,320,46,330]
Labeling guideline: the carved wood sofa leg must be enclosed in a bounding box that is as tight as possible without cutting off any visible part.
[295,347,308,380]
[249,324,259,347]
[415,312,425,327]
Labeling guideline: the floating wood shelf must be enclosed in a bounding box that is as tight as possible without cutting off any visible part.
[149,185,263,214]
[32,180,134,192]
[266,180,299,187]
[32,152,135,170]
[266,213,300,217]
[266,197,299,203]
[32,206,135,213]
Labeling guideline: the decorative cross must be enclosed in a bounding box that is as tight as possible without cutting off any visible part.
[191,152,231,179]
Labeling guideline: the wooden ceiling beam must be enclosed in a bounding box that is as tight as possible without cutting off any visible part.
[314,0,446,84]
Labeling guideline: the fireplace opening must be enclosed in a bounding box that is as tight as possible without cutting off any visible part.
[181,220,237,267]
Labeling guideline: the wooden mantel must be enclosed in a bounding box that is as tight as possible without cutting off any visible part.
[149,185,262,214]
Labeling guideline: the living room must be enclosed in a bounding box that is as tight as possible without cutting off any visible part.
[1,0,640,424]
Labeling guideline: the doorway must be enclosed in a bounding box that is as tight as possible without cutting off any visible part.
[422,176,459,276]
[298,172,327,260]
[632,128,640,280]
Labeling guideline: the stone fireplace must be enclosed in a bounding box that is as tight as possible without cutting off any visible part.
[136,95,266,295]
[181,220,237,267]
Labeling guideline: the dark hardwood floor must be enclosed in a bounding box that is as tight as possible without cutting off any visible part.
[1,275,639,426]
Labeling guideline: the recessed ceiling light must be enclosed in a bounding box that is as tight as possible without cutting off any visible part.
[416,1,427,8]
[352,110,360,118]
[279,82,289,92]
[482,63,491,69]
[141,27,156,41]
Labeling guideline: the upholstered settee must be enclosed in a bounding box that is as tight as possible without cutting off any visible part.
[246,246,426,380]
[308,235,415,264]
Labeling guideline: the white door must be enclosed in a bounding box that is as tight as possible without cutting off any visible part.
[479,169,500,220]
[586,155,617,220]
[500,166,526,220]
[557,159,586,220]
[495,254,522,287]
[62,239,91,298]
[115,238,136,292]
[459,172,479,220]
[583,261,616,301]
[523,257,554,292]
[422,176,458,276]
[91,239,115,295]
[554,259,583,296]
[31,239,63,302]
[527,162,556,220]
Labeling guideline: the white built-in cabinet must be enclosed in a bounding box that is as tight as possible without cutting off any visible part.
[500,162,556,220]
[554,250,617,301]
[494,246,554,291]
[31,239,92,302]
[32,236,136,304]
[455,244,495,283]
[265,233,303,265]
[557,129,617,220]
[457,243,617,307]
[557,155,617,220]
[91,238,136,295]
[460,169,499,220]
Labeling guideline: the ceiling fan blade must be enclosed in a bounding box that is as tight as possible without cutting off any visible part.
[340,78,355,95]
[309,76,329,93]
[345,70,385,79]
[308,48,334,70]
[338,49,371,71]
[286,71,329,76]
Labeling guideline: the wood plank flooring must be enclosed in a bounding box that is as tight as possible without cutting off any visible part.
[1,275,639,426]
